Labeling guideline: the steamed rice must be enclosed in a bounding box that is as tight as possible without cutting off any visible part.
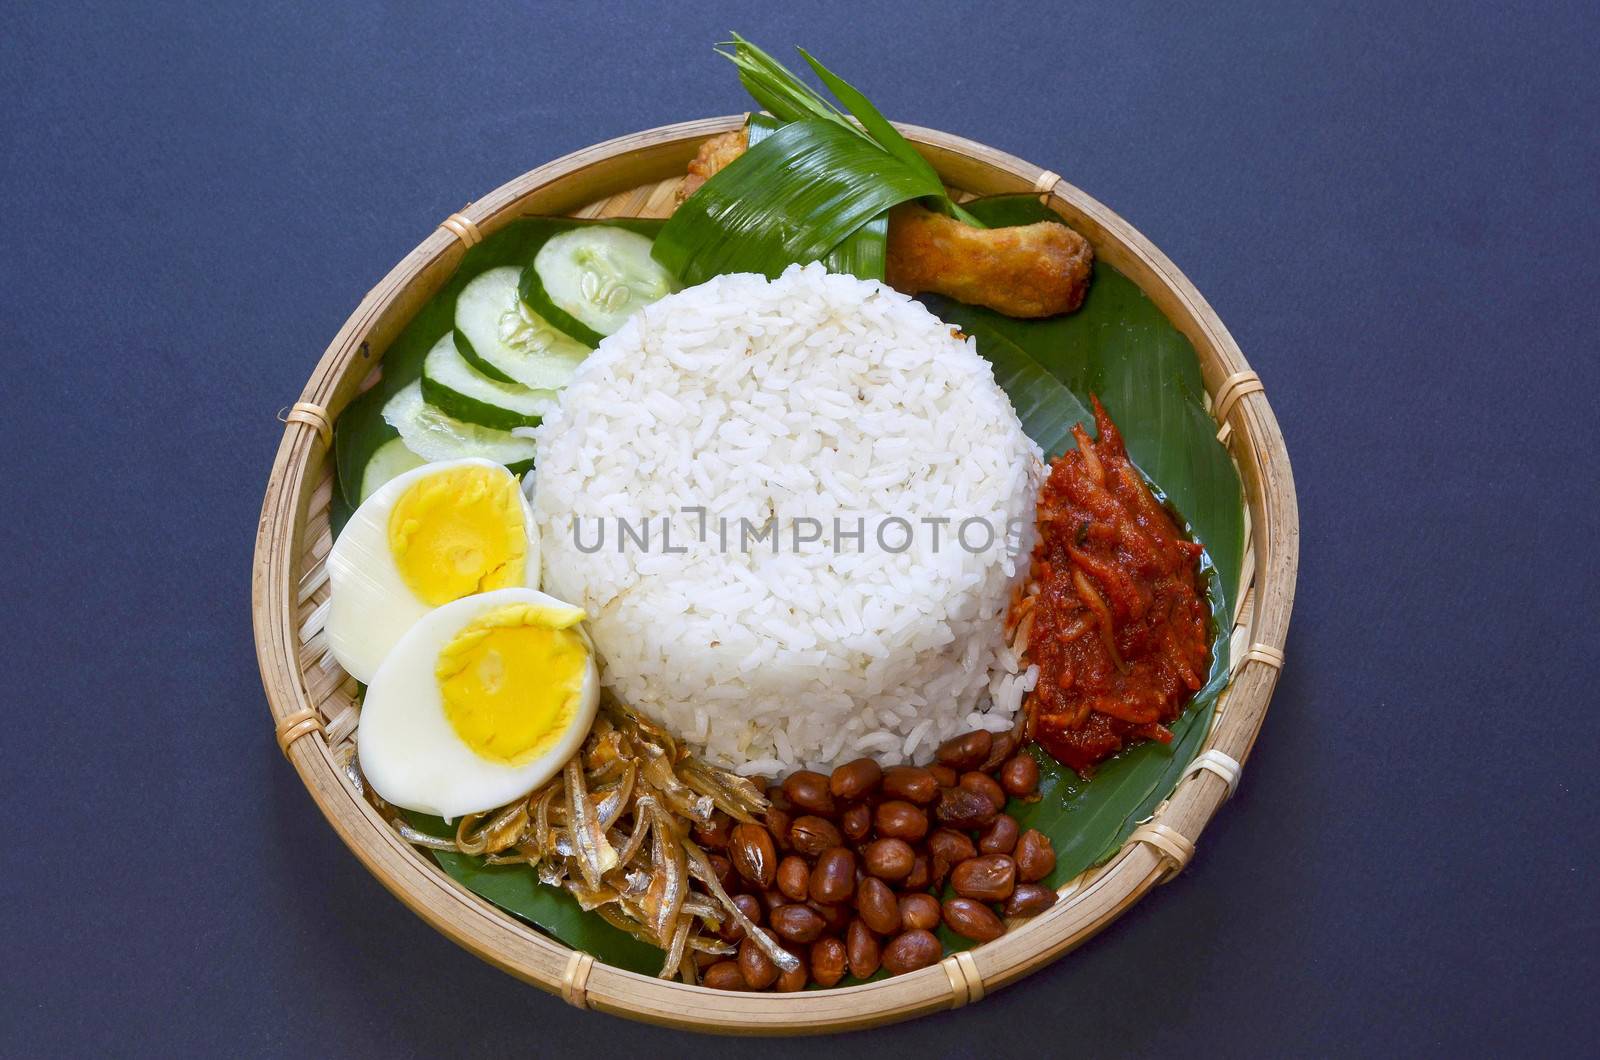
[532,263,1042,775]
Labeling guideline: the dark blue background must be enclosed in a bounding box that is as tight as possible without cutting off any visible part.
[4,1,1595,1055]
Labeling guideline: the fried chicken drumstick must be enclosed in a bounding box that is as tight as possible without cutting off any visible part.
[677,130,1093,318]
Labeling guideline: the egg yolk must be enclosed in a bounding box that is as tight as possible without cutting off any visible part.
[388,465,526,606]
[434,603,588,765]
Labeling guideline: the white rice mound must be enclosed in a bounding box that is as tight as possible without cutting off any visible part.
[532,263,1042,776]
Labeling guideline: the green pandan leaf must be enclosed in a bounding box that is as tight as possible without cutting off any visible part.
[745,112,889,281]
[652,119,942,285]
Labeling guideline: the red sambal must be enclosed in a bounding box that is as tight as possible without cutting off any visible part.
[1014,397,1211,775]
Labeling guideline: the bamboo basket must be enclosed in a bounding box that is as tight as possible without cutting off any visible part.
[254,116,1298,1034]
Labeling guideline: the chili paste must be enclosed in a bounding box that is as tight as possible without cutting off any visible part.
[1016,398,1211,775]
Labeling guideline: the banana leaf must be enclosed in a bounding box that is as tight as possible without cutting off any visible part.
[334,196,1245,978]
[652,118,942,285]
[921,194,1244,910]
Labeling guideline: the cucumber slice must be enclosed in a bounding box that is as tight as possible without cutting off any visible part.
[453,266,590,391]
[359,437,428,502]
[381,381,537,473]
[523,227,680,345]
[420,333,557,431]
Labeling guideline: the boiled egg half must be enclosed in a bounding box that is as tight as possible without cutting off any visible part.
[358,587,599,817]
[326,458,538,683]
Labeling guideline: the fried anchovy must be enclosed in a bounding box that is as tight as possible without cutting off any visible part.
[379,696,771,983]
[566,758,618,888]
[393,821,458,851]
[677,758,768,823]
[683,838,799,973]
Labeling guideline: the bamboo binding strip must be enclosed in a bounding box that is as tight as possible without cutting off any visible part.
[275,707,324,756]
[1212,370,1265,445]
[439,211,483,247]
[254,116,1298,1035]
[942,951,986,1008]
[1180,749,1243,799]
[1128,823,1196,883]
[561,950,595,1009]
[279,401,332,449]
[1243,642,1286,670]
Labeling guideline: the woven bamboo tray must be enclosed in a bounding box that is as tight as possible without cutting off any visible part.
[253,116,1298,1034]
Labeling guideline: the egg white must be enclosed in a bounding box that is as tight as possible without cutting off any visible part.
[357,587,599,818]
[326,457,540,684]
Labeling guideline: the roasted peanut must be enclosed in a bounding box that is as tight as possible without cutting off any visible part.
[810,937,847,987]
[692,810,733,850]
[829,757,882,801]
[739,932,780,988]
[934,785,998,829]
[1004,883,1058,917]
[703,961,747,990]
[841,803,871,843]
[730,823,778,888]
[942,897,1005,943]
[928,828,978,866]
[775,956,809,992]
[812,898,853,934]
[960,771,1007,813]
[898,892,942,932]
[862,837,915,880]
[765,806,793,851]
[1000,753,1040,797]
[979,813,1020,855]
[981,732,1018,772]
[740,741,1048,992]
[789,815,842,857]
[936,730,992,771]
[769,903,827,943]
[881,930,942,975]
[783,770,836,816]
[927,828,977,891]
[950,854,1016,901]
[1014,829,1056,883]
[846,919,881,980]
[903,854,931,892]
[856,876,901,935]
[881,765,938,804]
[777,855,811,902]
[810,847,856,904]
[874,800,929,841]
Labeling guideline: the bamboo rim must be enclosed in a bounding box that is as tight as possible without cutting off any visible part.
[253,116,1299,1034]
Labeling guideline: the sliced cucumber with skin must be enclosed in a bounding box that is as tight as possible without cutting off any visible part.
[522,226,680,346]
[359,437,428,502]
[454,266,590,391]
[420,333,556,431]
[381,381,537,473]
